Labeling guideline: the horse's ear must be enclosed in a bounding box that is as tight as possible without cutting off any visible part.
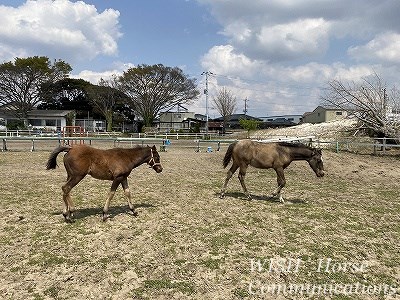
[152,145,157,150]
[313,149,322,156]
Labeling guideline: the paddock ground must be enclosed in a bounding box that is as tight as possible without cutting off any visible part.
[0,143,399,299]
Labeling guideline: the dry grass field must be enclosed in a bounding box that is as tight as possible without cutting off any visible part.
[0,140,399,299]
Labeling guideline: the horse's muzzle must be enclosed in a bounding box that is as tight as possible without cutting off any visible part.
[153,165,163,173]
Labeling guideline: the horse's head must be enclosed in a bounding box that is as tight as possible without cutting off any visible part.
[148,145,163,173]
[308,148,324,177]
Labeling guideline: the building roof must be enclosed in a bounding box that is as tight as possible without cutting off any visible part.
[27,110,74,117]
[212,114,262,122]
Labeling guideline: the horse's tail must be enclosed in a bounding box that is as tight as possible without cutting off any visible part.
[46,146,71,170]
[223,141,237,168]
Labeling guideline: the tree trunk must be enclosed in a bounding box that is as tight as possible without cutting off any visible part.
[105,111,113,132]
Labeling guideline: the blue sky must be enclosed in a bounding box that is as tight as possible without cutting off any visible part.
[1,0,400,118]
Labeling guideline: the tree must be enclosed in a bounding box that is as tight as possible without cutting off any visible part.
[86,76,128,131]
[239,118,261,138]
[117,64,200,127]
[38,78,92,114]
[212,87,237,131]
[321,73,400,138]
[0,56,72,120]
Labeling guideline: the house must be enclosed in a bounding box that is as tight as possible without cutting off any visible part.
[0,109,75,131]
[27,110,75,131]
[158,111,207,132]
[259,118,297,129]
[259,115,302,124]
[212,114,263,129]
[302,106,348,124]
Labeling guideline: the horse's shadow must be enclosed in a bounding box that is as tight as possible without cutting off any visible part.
[215,192,308,204]
[52,203,155,221]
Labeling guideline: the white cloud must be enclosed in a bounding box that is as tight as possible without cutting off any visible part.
[201,45,261,77]
[0,0,121,64]
[199,43,378,115]
[195,0,400,116]
[255,18,330,61]
[348,32,400,65]
[73,62,135,84]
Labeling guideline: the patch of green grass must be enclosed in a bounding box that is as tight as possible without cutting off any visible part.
[44,285,61,299]
[174,259,186,266]
[201,257,224,270]
[31,293,44,300]
[28,251,69,267]
[233,287,250,298]
[210,233,233,254]
[143,278,195,295]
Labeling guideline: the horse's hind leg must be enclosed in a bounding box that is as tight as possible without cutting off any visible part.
[121,178,137,216]
[62,175,85,222]
[238,165,251,200]
[220,163,239,198]
[272,167,286,203]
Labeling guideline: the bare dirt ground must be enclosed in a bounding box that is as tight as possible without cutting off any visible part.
[0,139,399,299]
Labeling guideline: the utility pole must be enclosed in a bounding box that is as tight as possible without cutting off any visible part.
[382,88,387,112]
[243,98,249,115]
[201,71,213,136]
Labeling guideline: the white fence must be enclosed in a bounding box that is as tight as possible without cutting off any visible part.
[1,134,399,155]
[0,136,164,152]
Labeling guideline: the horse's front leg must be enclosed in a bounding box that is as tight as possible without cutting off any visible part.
[103,178,122,221]
[272,167,286,203]
[121,178,137,216]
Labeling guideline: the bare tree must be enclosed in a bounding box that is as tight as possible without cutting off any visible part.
[212,87,237,131]
[321,73,400,138]
[118,64,200,127]
[86,76,127,131]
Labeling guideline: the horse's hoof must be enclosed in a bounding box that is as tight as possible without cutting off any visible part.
[102,213,109,222]
[130,210,138,217]
[63,213,74,223]
[219,193,225,199]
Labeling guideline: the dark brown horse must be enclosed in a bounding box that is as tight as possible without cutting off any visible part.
[220,140,324,202]
[46,144,163,222]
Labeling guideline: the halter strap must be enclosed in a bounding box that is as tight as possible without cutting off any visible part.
[148,148,161,168]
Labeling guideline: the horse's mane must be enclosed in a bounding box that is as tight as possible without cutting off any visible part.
[277,141,316,151]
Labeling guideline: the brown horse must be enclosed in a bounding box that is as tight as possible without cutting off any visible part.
[46,144,163,222]
[220,140,324,202]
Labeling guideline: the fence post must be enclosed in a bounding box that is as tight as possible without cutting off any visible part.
[2,139,7,151]
[383,138,386,155]
[31,139,35,152]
